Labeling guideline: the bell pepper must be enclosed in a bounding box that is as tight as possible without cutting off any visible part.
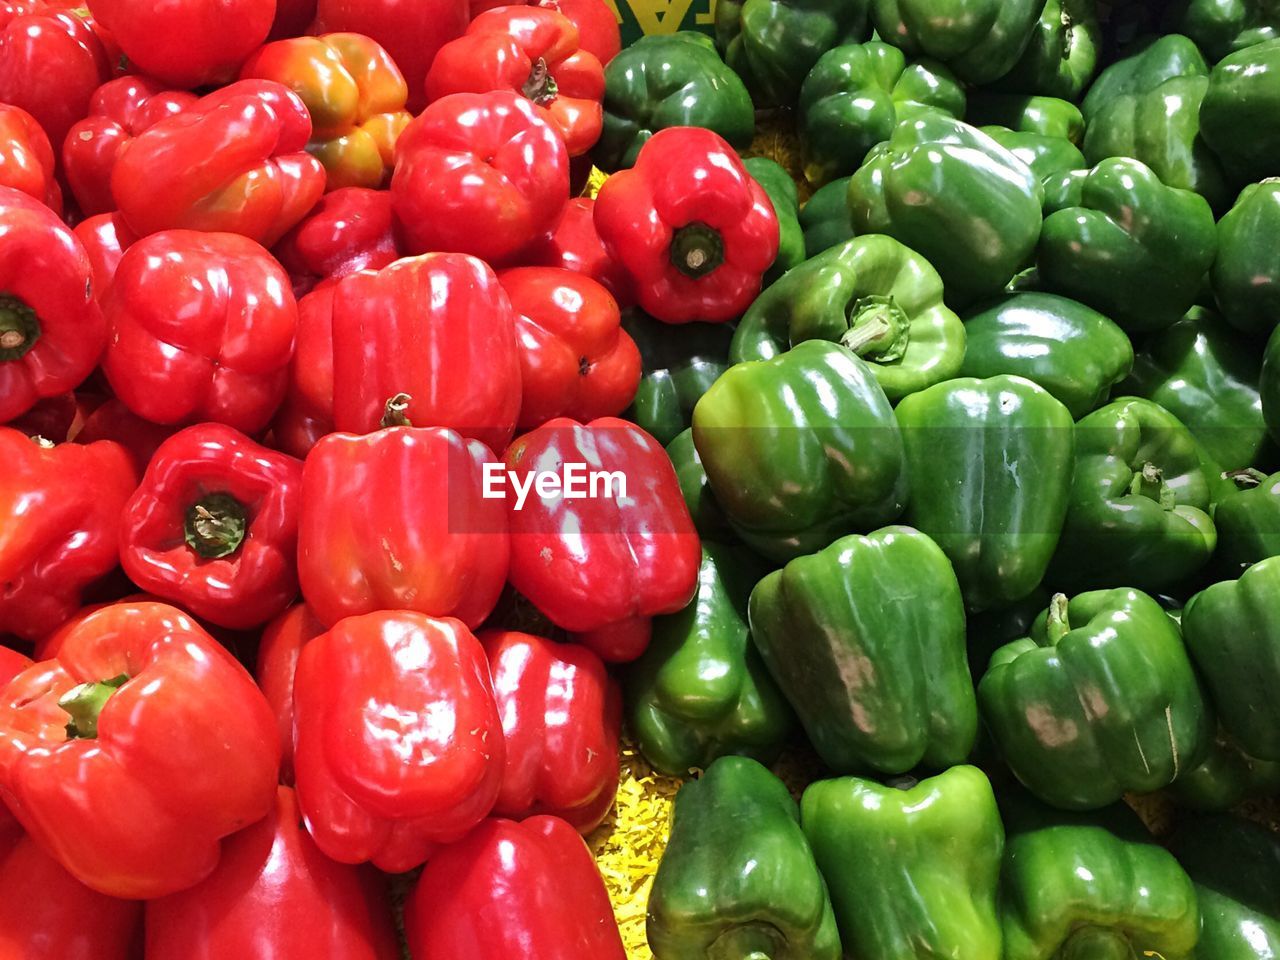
[980,126,1086,183]
[255,604,326,785]
[0,601,280,898]
[801,766,1003,960]
[240,33,412,192]
[119,424,303,631]
[0,187,104,423]
[72,211,136,296]
[0,104,60,212]
[741,157,805,286]
[693,340,907,562]
[623,310,732,448]
[1037,158,1217,334]
[503,416,701,662]
[594,126,779,324]
[999,793,1201,959]
[1214,469,1280,574]
[1171,734,1280,811]
[524,196,634,306]
[896,375,1075,612]
[1168,0,1280,61]
[847,116,1043,306]
[647,756,841,960]
[798,41,965,187]
[1268,326,1280,443]
[989,0,1100,100]
[594,32,753,173]
[480,630,620,832]
[391,91,568,265]
[498,267,641,430]
[729,235,966,402]
[960,292,1133,419]
[101,229,297,435]
[298,420,509,630]
[74,397,173,476]
[627,544,791,776]
[1200,38,1280,185]
[272,187,400,298]
[666,428,734,542]
[293,610,503,872]
[1048,397,1217,592]
[1212,179,1280,338]
[328,253,521,452]
[965,92,1084,141]
[872,0,1042,83]
[407,815,626,960]
[271,282,334,459]
[111,80,325,246]
[799,175,856,257]
[980,589,1212,809]
[750,525,976,773]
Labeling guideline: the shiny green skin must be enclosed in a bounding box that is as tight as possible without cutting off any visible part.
[729,235,965,402]
[714,0,871,107]
[749,525,976,774]
[870,0,1042,84]
[960,292,1133,419]
[1037,158,1218,334]
[980,589,1212,810]
[1214,470,1280,575]
[595,33,754,173]
[797,41,964,186]
[848,116,1043,306]
[666,429,734,543]
[1213,179,1280,337]
[999,795,1201,960]
[990,0,1101,100]
[799,176,855,257]
[1267,326,1280,443]
[1080,33,1209,119]
[1169,734,1280,810]
[623,311,732,448]
[743,157,805,287]
[1049,398,1218,592]
[895,375,1075,613]
[691,340,907,563]
[627,544,792,778]
[980,127,1086,184]
[800,767,1003,960]
[647,756,841,960]
[1201,39,1280,184]
[965,92,1085,142]
[1122,307,1269,471]
[1166,0,1280,61]
[1170,815,1280,960]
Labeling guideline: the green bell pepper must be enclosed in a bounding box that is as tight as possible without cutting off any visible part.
[1212,179,1280,338]
[990,0,1101,101]
[1267,326,1280,443]
[623,311,732,448]
[979,127,1086,184]
[960,292,1133,419]
[1169,733,1280,810]
[1201,38,1280,185]
[691,340,907,562]
[627,543,792,777]
[646,756,841,960]
[594,32,754,173]
[895,375,1075,612]
[965,92,1085,142]
[1168,0,1280,61]
[848,115,1044,306]
[1036,158,1217,334]
[799,176,856,257]
[666,428,735,543]
[869,0,1042,83]
[797,40,964,186]
[1214,469,1280,575]
[749,524,976,773]
[728,235,966,402]
[800,766,1003,960]
[742,157,805,287]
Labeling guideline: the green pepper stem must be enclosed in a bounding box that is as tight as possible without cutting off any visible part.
[184,493,249,559]
[669,223,725,280]
[1225,468,1268,489]
[1129,461,1175,510]
[381,393,413,428]
[1046,593,1071,644]
[0,294,39,362]
[708,923,786,960]
[840,295,910,362]
[521,58,559,106]
[60,674,129,740]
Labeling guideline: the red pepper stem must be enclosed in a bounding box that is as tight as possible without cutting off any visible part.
[1225,468,1268,489]
[381,393,413,428]
[184,492,248,559]
[841,295,910,361]
[0,294,39,361]
[522,58,559,106]
[669,222,725,280]
[60,674,129,740]
[1046,593,1071,645]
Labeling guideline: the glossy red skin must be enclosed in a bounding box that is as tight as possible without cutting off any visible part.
[0,104,61,211]
[481,630,620,832]
[426,6,604,157]
[292,611,504,872]
[525,196,633,305]
[71,211,137,295]
[119,424,304,630]
[298,425,509,629]
[594,126,780,323]
[0,601,281,898]
[503,416,700,662]
[391,91,568,264]
[329,252,521,451]
[111,80,325,246]
[86,0,272,88]
[63,76,196,217]
[101,230,298,434]
[73,397,174,475]
[0,429,137,642]
[406,815,627,960]
[272,187,400,298]
[255,604,325,784]
[146,785,398,960]
[498,266,640,429]
[271,281,335,459]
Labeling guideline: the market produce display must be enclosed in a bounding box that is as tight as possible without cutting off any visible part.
[4,0,1280,957]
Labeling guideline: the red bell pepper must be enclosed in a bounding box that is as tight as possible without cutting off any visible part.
[0,601,280,898]
[111,80,326,246]
[502,416,700,661]
[272,187,400,297]
[298,419,509,629]
[63,76,196,217]
[0,104,60,212]
[481,629,620,832]
[391,91,568,265]
[329,253,521,451]
[119,424,303,630]
[145,785,398,960]
[73,398,174,475]
[0,429,136,642]
[101,230,298,434]
[498,266,640,429]
[425,6,604,157]
[405,815,627,960]
[255,604,325,784]
[292,610,504,872]
[271,281,335,458]
[525,195,633,306]
[72,211,137,295]
[594,126,779,323]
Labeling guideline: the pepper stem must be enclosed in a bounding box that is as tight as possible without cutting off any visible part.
[1060,9,1073,61]
[1046,593,1071,645]
[184,492,248,559]
[521,58,559,106]
[708,923,786,960]
[0,294,40,361]
[840,295,910,361]
[381,393,413,428]
[1129,461,1176,510]
[60,674,129,740]
[669,222,725,280]
[1225,468,1268,489]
